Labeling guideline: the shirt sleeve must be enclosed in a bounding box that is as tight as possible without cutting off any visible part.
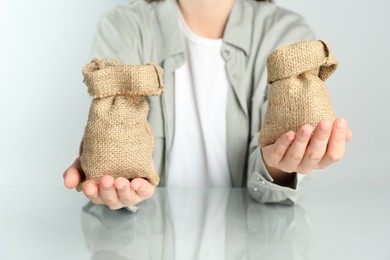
[247,131,316,206]
[247,10,317,205]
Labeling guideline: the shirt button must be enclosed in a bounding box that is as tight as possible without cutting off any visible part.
[222,49,231,59]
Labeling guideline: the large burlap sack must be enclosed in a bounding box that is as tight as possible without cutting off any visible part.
[259,40,338,147]
[78,59,164,188]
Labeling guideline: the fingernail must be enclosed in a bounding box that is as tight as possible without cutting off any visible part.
[286,133,295,141]
[320,121,331,131]
[301,127,311,137]
[336,120,346,130]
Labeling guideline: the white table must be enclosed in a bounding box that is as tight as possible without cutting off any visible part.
[0,186,389,260]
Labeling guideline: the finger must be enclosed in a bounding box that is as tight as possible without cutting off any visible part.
[63,158,84,189]
[279,124,313,172]
[298,120,332,173]
[262,131,296,167]
[99,176,122,210]
[130,178,155,200]
[82,180,103,204]
[63,167,81,189]
[319,118,347,168]
[115,177,139,206]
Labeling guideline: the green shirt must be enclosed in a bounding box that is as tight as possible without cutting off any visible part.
[90,0,315,204]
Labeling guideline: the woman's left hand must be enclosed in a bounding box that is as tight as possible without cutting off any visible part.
[261,118,352,186]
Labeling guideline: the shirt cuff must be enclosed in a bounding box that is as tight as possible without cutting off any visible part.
[124,205,140,213]
[247,148,314,205]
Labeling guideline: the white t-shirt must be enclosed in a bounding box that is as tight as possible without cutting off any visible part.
[166,10,231,187]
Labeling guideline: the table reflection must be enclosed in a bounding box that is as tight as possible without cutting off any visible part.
[81,188,314,260]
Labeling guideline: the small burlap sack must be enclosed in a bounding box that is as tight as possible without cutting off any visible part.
[259,40,338,147]
[78,59,164,189]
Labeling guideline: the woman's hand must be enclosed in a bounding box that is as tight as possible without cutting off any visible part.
[63,158,156,210]
[261,118,352,187]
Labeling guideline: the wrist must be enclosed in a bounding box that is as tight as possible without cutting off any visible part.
[264,163,297,188]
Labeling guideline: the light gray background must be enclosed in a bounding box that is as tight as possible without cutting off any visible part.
[1,0,389,189]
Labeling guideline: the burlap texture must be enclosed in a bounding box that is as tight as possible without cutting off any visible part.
[259,40,338,147]
[78,59,164,189]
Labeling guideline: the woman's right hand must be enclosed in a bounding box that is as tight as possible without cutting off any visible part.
[63,158,156,210]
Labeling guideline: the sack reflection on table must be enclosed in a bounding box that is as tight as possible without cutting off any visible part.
[80,188,314,260]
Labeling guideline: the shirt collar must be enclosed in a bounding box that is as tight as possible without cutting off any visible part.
[154,0,254,61]
[223,0,253,56]
[154,0,184,63]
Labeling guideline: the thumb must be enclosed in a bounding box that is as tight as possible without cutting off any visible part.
[63,158,84,189]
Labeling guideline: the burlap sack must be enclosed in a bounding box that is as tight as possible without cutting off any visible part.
[259,40,338,147]
[78,59,164,188]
